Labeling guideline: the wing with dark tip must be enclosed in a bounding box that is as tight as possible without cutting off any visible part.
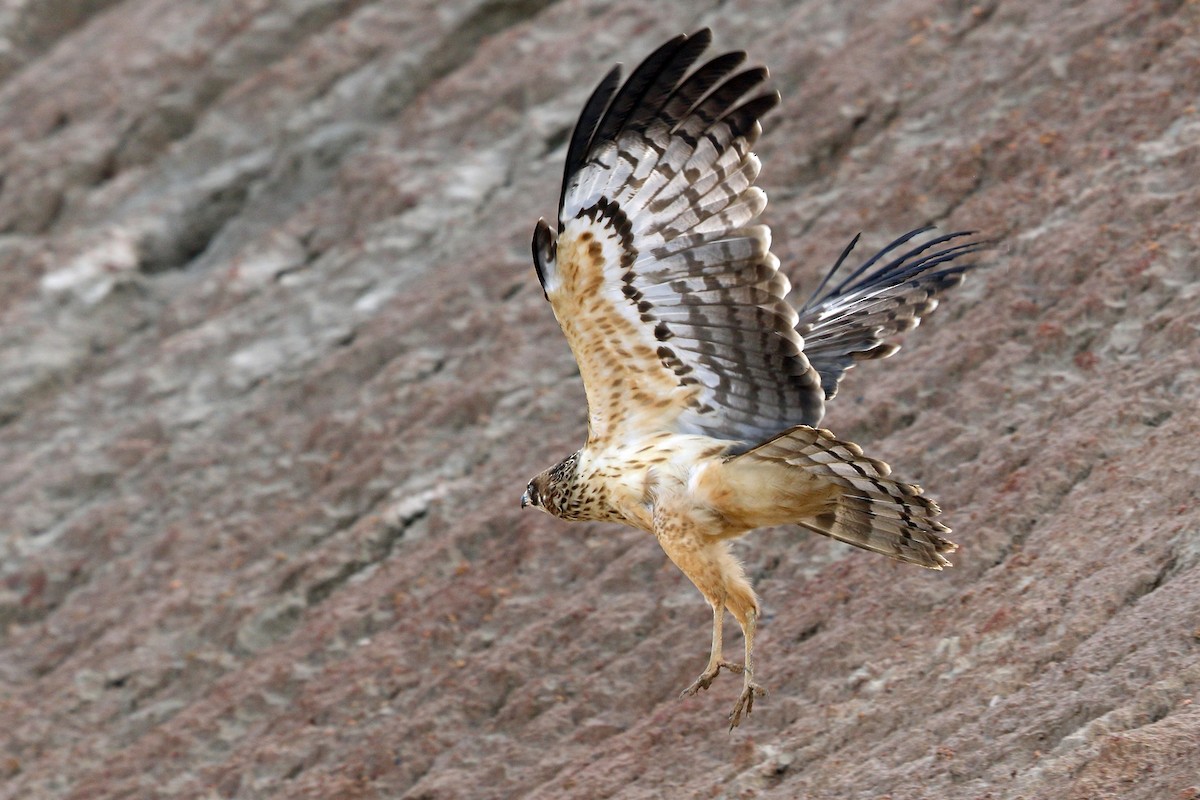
[533,29,824,446]
[796,228,992,399]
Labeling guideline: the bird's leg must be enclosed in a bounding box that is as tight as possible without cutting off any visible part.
[680,598,743,697]
[728,608,767,730]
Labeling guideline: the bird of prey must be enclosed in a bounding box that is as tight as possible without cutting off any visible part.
[521,29,988,728]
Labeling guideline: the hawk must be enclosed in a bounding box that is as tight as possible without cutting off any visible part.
[521,29,988,728]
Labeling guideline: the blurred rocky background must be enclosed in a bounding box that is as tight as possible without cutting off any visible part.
[0,0,1197,798]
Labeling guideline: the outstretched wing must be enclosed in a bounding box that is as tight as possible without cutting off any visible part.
[533,29,823,447]
[796,227,991,399]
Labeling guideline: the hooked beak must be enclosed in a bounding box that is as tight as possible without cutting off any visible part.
[520,488,530,509]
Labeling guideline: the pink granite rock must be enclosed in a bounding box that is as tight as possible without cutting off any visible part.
[0,1,1197,798]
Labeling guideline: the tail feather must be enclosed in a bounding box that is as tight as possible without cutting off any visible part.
[731,425,956,569]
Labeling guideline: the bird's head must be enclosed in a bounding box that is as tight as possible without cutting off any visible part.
[521,452,580,518]
[521,472,551,514]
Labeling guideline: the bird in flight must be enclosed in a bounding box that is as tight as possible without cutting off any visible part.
[521,29,988,728]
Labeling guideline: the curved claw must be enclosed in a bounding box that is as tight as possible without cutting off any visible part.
[728,682,767,730]
[680,660,744,697]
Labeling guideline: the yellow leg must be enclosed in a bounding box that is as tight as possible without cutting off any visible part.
[728,608,767,730]
[680,598,744,697]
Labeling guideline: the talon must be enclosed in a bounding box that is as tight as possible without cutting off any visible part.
[680,661,744,697]
[727,682,767,730]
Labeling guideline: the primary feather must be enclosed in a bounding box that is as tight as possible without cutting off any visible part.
[536,29,824,446]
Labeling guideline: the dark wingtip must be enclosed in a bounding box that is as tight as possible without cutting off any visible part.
[532,218,555,300]
[559,65,622,214]
[809,227,997,308]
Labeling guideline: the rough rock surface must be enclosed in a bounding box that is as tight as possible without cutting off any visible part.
[1,1,1198,798]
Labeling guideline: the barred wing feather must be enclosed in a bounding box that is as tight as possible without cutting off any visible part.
[797,227,992,400]
[533,29,824,447]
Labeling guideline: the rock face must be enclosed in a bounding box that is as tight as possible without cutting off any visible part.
[1,1,1197,797]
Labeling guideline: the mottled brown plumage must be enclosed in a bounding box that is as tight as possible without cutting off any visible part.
[522,29,986,728]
